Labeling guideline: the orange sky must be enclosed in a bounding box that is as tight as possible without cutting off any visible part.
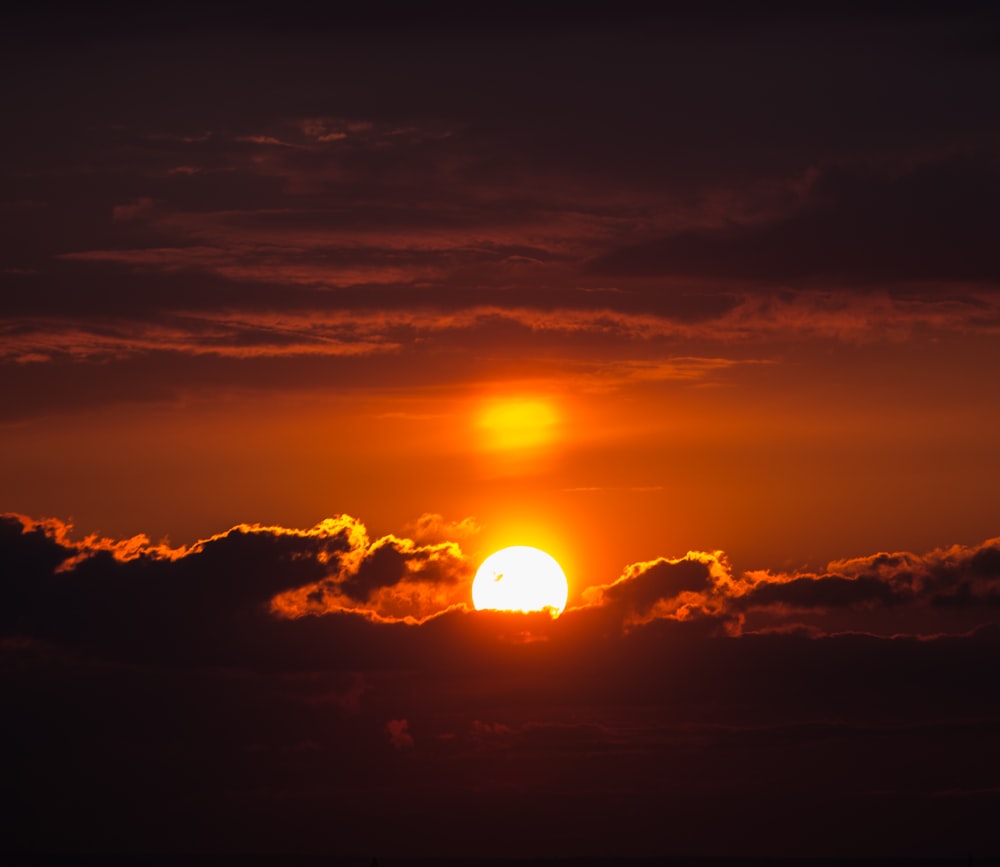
[4,323,998,598]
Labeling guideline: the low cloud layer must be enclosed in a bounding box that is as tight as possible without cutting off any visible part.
[4,510,1000,856]
[4,512,999,668]
[586,537,1000,637]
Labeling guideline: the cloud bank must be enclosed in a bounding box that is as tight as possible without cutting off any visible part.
[5,511,999,666]
[4,510,1000,856]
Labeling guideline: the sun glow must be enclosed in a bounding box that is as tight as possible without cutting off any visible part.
[477,398,560,452]
[472,546,569,615]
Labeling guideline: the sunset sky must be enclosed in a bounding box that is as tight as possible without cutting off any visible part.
[3,5,1000,859]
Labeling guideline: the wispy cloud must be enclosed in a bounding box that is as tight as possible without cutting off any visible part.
[7,290,998,370]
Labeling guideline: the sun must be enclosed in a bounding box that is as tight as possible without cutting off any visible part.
[472,546,569,615]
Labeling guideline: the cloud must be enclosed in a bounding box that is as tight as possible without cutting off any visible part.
[573,536,1000,638]
[5,288,998,393]
[4,509,1000,856]
[112,197,156,222]
[579,550,735,628]
[5,511,1000,667]
[471,720,514,737]
[270,531,472,624]
[739,537,1000,618]
[589,155,1000,286]
[403,512,481,544]
[386,718,415,750]
[0,512,473,663]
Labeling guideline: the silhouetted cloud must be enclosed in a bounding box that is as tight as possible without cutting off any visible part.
[4,509,1000,855]
[0,513,471,662]
[579,551,734,627]
[736,537,1000,630]
[5,514,999,662]
[568,535,1000,638]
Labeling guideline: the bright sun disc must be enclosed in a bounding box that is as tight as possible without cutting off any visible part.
[472,546,569,615]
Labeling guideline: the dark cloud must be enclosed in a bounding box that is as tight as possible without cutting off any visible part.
[0,513,469,664]
[566,535,1000,640]
[580,553,726,625]
[6,513,998,671]
[385,718,415,750]
[3,511,1000,855]
[741,573,902,610]
[590,155,1000,284]
[2,7,998,432]
[3,7,998,315]
[738,536,1000,621]
[341,541,415,600]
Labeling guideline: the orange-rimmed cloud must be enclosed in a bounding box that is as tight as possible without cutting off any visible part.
[735,537,1000,626]
[574,536,1000,638]
[1,511,473,634]
[270,531,472,624]
[4,511,1000,665]
[578,550,736,629]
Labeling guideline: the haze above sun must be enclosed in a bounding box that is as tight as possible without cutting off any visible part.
[472,546,569,615]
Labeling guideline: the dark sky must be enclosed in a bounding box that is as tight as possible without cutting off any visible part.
[3,3,1000,859]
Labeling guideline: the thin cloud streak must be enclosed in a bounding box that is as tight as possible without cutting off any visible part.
[5,292,999,365]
